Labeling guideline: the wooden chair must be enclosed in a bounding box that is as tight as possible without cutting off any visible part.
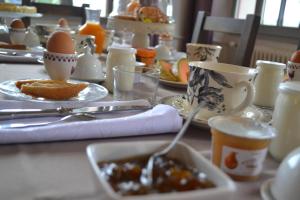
[191,11,260,67]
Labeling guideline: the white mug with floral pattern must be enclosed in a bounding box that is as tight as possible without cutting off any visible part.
[187,62,257,120]
[186,43,222,62]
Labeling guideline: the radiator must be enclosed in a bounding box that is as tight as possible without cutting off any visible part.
[250,46,294,67]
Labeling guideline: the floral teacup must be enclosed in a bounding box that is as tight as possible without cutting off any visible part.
[186,43,222,62]
[187,62,257,120]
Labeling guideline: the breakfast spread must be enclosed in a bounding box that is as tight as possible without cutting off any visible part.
[15,80,88,100]
[136,48,156,67]
[159,58,189,84]
[113,0,169,24]
[0,3,37,13]
[98,155,215,196]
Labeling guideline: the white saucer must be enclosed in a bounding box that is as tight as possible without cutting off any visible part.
[160,95,271,129]
[260,178,275,200]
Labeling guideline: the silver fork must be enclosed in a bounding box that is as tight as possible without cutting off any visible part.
[1,113,97,129]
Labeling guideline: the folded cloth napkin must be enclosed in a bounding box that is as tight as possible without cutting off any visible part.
[0,100,183,144]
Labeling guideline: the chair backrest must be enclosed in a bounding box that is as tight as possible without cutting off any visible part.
[191,11,260,67]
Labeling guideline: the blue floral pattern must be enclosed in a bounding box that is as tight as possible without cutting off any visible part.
[187,47,218,61]
[187,66,232,113]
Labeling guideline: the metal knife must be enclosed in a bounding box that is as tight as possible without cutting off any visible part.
[0,105,153,120]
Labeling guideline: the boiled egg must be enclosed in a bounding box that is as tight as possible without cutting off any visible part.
[10,19,25,29]
[46,31,75,54]
[290,50,300,63]
[58,18,69,28]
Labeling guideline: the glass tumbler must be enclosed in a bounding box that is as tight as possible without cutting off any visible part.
[113,66,160,104]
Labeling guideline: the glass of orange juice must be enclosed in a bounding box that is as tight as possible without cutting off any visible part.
[79,8,105,54]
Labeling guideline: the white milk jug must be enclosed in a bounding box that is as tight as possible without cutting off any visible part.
[253,60,285,108]
[105,47,136,92]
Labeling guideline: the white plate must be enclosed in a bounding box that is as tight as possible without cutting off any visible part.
[260,179,275,200]
[160,95,272,129]
[0,79,108,103]
[159,79,187,89]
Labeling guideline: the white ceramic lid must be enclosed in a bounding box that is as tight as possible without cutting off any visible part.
[271,147,300,200]
[208,116,276,140]
[279,81,300,94]
[107,46,136,54]
[256,60,286,70]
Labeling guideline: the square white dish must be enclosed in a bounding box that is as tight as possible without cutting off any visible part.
[86,141,236,200]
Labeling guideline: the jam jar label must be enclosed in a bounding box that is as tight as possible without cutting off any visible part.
[220,146,268,176]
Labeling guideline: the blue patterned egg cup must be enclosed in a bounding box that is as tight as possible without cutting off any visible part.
[187,62,257,120]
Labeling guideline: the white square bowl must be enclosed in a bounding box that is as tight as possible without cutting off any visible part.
[86,141,236,200]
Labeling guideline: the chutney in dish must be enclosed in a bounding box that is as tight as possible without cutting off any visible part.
[98,155,215,196]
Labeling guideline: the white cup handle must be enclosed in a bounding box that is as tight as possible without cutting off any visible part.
[226,81,255,115]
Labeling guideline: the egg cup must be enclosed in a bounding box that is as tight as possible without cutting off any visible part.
[44,51,77,81]
[9,28,27,45]
[287,61,300,81]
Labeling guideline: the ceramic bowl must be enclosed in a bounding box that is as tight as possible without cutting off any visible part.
[86,141,236,200]
[287,61,300,81]
[9,28,26,45]
[43,51,77,81]
[270,147,300,200]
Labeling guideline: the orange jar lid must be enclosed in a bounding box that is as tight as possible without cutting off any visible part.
[136,48,156,58]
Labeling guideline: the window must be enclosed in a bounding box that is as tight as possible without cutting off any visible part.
[32,0,60,4]
[73,1,107,17]
[235,0,300,28]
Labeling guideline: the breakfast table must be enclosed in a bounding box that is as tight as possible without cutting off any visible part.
[0,62,279,200]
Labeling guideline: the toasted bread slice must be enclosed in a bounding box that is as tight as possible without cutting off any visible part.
[16,80,88,100]
[0,44,27,50]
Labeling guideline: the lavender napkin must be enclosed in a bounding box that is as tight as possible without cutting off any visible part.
[0,100,182,144]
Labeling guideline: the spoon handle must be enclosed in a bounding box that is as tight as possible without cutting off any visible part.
[155,103,203,156]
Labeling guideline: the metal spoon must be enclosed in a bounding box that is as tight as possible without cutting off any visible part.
[141,104,204,186]
[1,113,97,129]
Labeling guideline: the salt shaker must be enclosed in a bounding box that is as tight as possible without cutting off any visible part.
[269,81,300,161]
[105,46,136,92]
[253,60,286,108]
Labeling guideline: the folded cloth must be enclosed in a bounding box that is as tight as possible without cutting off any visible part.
[0,100,183,144]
